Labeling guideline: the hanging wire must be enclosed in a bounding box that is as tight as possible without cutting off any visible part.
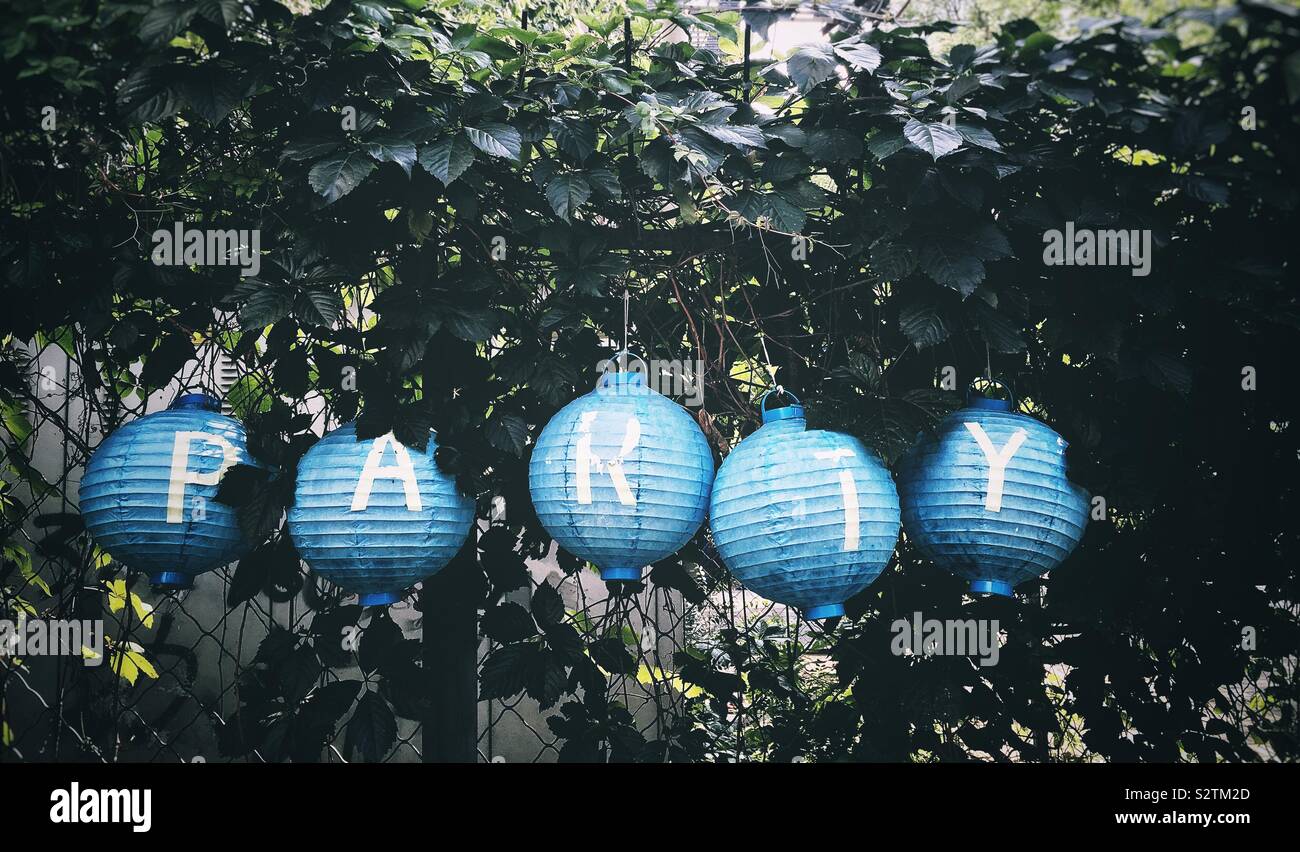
[620,285,630,372]
[756,330,782,399]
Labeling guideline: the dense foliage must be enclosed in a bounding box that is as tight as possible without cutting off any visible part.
[2,0,1298,761]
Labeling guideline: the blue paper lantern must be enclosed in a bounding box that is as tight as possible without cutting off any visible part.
[896,384,1089,597]
[709,392,902,620]
[528,370,714,582]
[79,393,257,590]
[287,423,474,606]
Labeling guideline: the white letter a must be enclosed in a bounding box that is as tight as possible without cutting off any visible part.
[352,433,422,511]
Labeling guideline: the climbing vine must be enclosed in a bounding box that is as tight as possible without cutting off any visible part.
[2,0,1298,761]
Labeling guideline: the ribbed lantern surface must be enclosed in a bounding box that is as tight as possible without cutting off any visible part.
[528,371,714,582]
[709,395,901,620]
[287,423,474,605]
[896,393,1089,596]
[79,393,255,589]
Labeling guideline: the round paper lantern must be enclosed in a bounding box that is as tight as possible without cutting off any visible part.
[896,383,1089,597]
[79,393,256,590]
[528,370,714,582]
[287,423,474,606]
[709,392,901,620]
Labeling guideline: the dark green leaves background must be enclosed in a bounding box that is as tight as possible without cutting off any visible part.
[2,0,1298,762]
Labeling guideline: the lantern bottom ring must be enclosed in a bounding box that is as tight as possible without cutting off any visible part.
[970,579,1015,597]
[358,590,403,607]
[600,566,642,582]
[804,603,845,621]
[150,571,194,591]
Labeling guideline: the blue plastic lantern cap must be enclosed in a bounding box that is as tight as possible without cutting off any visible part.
[529,371,714,582]
[709,396,901,619]
[897,394,1089,596]
[79,394,257,590]
[287,423,474,604]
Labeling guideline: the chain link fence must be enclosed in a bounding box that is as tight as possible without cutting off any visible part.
[1,334,818,763]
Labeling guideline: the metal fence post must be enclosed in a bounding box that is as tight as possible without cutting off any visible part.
[421,528,479,762]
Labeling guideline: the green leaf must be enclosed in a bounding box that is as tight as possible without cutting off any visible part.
[545,173,591,221]
[467,34,517,60]
[733,190,806,232]
[392,404,434,450]
[178,66,244,125]
[139,333,196,390]
[298,680,358,739]
[903,119,963,160]
[196,0,243,26]
[213,464,283,546]
[140,2,197,46]
[2,405,34,445]
[228,537,277,606]
[861,390,956,464]
[345,691,397,763]
[525,649,568,709]
[308,150,377,203]
[465,123,522,160]
[359,610,404,674]
[805,128,862,163]
[945,75,980,102]
[352,0,393,28]
[649,561,706,605]
[833,351,882,392]
[1182,176,1229,205]
[481,602,538,644]
[486,412,529,456]
[1143,352,1193,395]
[589,637,637,676]
[899,300,950,349]
[418,135,475,185]
[948,44,976,68]
[585,168,621,200]
[479,643,539,700]
[364,134,418,177]
[531,581,565,627]
[833,41,882,73]
[552,119,596,161]
[969,298,1025,353]
[870,241,918,280]
[1285,50,1300,104]
[764,125,807,148]
[956,123,1002,151]
[117,66,182,123]
[442,307,498,342]
[867,129,909,160]
[283,137,341,162]
[543,622,584,661]
[761,154,809,183]
[296,289,344,327]
[920,243,984,296]
[786,44,838,91]
[964,223,1014,261]
[240,284,294,329]
[697,124,767,149]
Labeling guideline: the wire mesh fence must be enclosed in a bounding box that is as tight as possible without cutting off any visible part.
[0,336,822,763]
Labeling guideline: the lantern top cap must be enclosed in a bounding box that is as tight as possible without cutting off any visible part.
[759,388,804,424]
[170,393,222,412]
[596,370,646,389]
[966,378,1015,412]
[967,395,1013,412]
